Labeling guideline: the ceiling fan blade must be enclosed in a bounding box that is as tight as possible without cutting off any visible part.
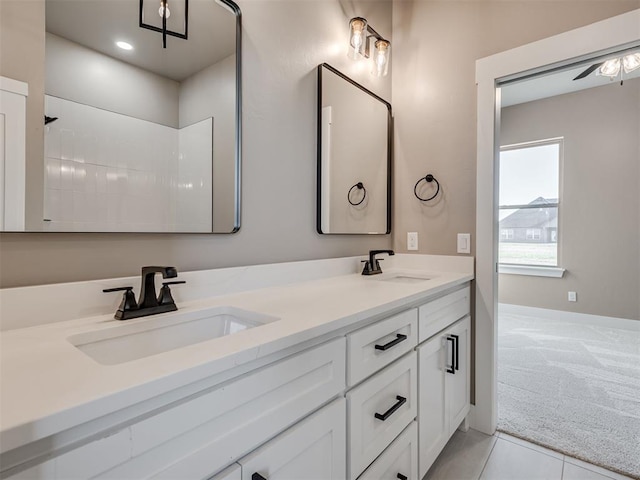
[573,62,604,80]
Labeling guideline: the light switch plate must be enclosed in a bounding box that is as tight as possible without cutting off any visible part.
[457,233,471,254]
[568,291,577,302]
[407,232,418,250]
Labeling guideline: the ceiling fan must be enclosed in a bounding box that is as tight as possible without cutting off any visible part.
[573,52,640,83]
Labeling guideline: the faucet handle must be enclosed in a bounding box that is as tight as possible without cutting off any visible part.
[158,281,185,306]
[103,286,138,320]
[103,286,134,293]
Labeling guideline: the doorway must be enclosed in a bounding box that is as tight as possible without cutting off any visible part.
[474,7,640,478]
[495,66,640,477]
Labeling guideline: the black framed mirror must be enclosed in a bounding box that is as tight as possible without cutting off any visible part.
[2,0,241,233]
[316,63,391,235]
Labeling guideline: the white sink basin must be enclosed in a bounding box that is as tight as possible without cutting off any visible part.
[376,272,434,284]
[68,306,279,365]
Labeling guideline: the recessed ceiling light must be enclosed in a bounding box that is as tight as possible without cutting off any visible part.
[116,41,133,51]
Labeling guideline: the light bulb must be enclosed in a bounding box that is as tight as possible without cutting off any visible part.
[158,1,170,18]
[348,18,367,59]
[373,39,390,77]
[599,58,621,78]
[622,53,640,73]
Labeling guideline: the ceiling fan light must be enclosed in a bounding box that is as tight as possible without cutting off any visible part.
[622,53,640,73]
[599,58,621,78]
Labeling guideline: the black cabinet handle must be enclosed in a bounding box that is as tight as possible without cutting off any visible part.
[374,395,407,421]
[375,333,408,351]
[446,336,455,374]
[397,475,408,480]
[252,473,267,480]
[451,334,459,371]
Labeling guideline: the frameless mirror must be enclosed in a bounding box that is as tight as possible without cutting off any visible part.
[316,63,391,235]
[4,0,240,233]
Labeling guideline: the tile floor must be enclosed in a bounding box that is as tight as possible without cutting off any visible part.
[423,429,635,480]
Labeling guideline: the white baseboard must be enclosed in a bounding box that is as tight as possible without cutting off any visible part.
[499,303,639,331]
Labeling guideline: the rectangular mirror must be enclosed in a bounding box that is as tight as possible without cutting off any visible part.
[316,63,391,235]
[1,0,241,233]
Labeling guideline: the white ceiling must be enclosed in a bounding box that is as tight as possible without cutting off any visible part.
[46,0,236,82]
[501,53,640,107]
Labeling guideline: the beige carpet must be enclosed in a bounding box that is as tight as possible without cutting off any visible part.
[498,310,640,479]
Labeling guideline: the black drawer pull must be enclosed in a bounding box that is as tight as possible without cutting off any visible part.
[397,475,408,480]
[451,334,459,371]
[446,336,455,374]
[375,333,408,351]
[252,473,267,480]
[374,395,407,421]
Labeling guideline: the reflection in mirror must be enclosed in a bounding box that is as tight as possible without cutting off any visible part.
[4,0,240,233]
[316,63,391,235]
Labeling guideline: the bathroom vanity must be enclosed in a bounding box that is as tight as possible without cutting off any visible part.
[0,254,473,479]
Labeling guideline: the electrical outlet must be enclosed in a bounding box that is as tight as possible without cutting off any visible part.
[457,233,471,254]
[407,232,418,250]
[568,291,577,302]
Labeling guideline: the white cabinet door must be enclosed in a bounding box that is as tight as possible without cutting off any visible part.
[417,334,448,479]
[101,338,345,480]
[239,398,346,480]
[418,315,471,478]
[446,315,470,431]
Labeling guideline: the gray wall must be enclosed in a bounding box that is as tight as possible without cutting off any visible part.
[45,33,180,128]
[390,1,640,257]
[0,0,393,287]
[499,80,640,320]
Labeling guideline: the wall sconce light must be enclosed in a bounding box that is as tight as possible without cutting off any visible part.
[348,17,391,77]
[139,0,189,49]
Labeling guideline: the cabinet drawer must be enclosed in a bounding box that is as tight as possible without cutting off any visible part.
[358,421,418,480]
[418,286,470,343]
[347,309,417,387]
[239,398,346,480]
[347,352,417,480]
[98,338,346,480]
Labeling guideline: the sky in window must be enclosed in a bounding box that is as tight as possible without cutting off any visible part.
[499,143,559,208]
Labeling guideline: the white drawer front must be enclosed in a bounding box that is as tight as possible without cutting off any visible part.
[239,398,346,480]
[347,352,417,480]
[347,308,417,387]
[96,338,346,480]
[358,421,418,480]
[418,286,470,343]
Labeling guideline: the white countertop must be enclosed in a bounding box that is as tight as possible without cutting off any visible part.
[0,255,473,454]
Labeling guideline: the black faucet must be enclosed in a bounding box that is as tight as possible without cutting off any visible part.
[103,266,185,320]
[362,250,395,275]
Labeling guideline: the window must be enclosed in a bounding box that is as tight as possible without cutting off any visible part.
[500,229,514,240]
[525,229,541,240]
[499,139,561,266]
